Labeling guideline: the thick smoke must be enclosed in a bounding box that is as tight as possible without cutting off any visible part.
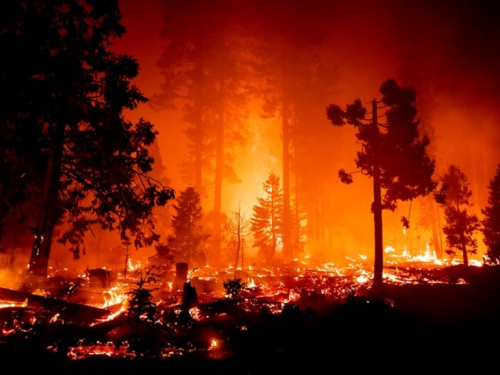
[70,0,500,264]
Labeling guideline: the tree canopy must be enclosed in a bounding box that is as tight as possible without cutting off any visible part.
[168,186,207,266]
[251,172,284,262]
[154,0,251,259]
[437,165,480,266]
[0,0,174,276]
[326,78,436,291]
[481,164,500,265]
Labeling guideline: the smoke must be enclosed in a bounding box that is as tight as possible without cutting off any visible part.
[0,268,25,290]
[113,0,500,261]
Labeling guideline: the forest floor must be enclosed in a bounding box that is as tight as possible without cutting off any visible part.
[1,264,499,373]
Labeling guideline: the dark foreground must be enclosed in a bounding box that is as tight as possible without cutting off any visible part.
[1,265,500,373]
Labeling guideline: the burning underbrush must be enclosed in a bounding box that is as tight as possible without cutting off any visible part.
[1,254,499,367]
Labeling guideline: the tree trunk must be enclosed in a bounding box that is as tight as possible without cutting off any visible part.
[282,101,292,261]
[371,99,384,292]
[241,238,244,270]
[194,66,204,197]
[234,222,240,271]
[0,180,10,245]
[462,242,469,266]
[213,74,225,263]
[372,161,384,291]
[437,203,444,258]
[294,164,300,257]
[28,123,65,277]
[429,197,442,258]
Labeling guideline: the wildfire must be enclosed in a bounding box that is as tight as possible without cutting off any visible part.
[0,247,486,361]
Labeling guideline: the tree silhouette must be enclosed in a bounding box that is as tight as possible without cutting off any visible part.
[225,203,250,271]
[251,0,336,261]
[0,1,175,277]
[168,186,208,266]
[251,172,284,261]
[154,1,251,259]
[0,1,53,250]
[126,265,161,353]
[327,78,436,291]
[481,164,500,265]
[436,165,480,266]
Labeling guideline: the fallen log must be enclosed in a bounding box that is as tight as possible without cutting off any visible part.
[0,287,111,324]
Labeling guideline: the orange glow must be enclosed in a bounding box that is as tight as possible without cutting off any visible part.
[1,3,499,368]
[0,256,481,358]
[100,0,498,269]
[127,259,142,272]
[67,342,132,360]
[1,4,498,362]
[0,298,27,309]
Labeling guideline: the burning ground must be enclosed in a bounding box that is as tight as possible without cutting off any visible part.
[1,258,500,372]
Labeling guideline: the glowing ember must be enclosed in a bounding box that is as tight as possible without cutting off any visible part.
[189,307,203,320]
[67,342,132,360]
[50,313,60,324]
[0,298,27,309]
[1,250,487,361]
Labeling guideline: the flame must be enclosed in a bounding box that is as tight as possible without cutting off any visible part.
[385,246,396,253]
[356,274,369,283]
[189,307,203,321]
[127,259,142,272]
[0,298,28,309]
[89,283,130,324]
[50,313,60,324]
[7,244,483,360]
[101,284,128,309]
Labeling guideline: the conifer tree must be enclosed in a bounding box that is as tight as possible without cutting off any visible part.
[0,0,175,277]
[251,172,284,261]
[437,164,480,266]
[168,187,208,266]
[327,78,436,291]
[481,164,500,265]
[154,1,251,258]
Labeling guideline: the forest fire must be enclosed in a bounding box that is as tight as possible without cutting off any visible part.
[0,254,488,363]
[1,0,500,371]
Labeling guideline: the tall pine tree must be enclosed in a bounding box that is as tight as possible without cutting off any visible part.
[251,0,336,261]
[481,164,500,265]
[154,0,251,261]
[437,164,480,266]
[251,172,284,262]
[168,186,207,266]
[327,78,436,291]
